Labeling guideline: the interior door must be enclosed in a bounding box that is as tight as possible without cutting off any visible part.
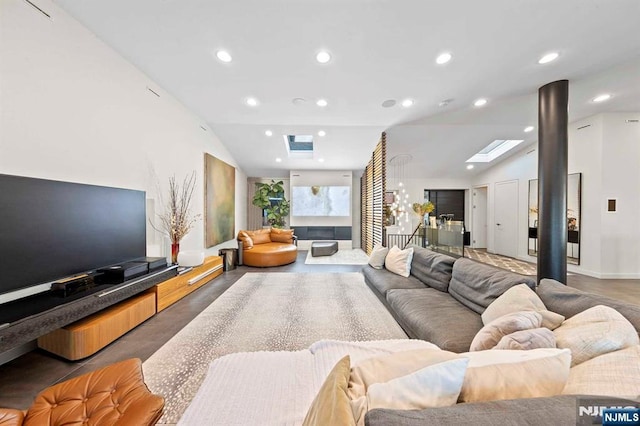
[494,180,518,258]
[472,186,487,248]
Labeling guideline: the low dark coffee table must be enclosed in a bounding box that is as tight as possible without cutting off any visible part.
[311,241,339,257]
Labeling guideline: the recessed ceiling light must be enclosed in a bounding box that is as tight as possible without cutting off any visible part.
[401,99,414,108]
[275,157,282,163]
[439,98,454,107]
[216,50,232,63]
[265,130,273,137]
[474,98,488,107]
[382,99,397,108]
[292,97,306,106]
[524,126,535,133]
[538,52,559,64]
[318,130,326,137]
[318,158,325,163]
[316,51,331,64]
[466,164,474,170]
[316,99,328,107]
[246,97,258,107]
[436,52,452,65]
[592,94,611,103]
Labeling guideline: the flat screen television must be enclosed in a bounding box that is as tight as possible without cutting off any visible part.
[0,174,146,297]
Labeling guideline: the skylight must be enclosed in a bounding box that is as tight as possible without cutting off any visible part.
[466,140,524,163]
[284,135,314,158]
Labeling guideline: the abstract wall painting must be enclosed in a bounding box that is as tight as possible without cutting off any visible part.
[204,153,235,247]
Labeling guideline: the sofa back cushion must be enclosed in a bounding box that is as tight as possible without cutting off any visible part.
[270,228,294,244]
[409,247,455,292]
[249,228,272,245]
[448,258,536,314]
[537,279,640,334]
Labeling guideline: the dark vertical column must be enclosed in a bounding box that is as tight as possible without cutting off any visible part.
[537,80,569,284]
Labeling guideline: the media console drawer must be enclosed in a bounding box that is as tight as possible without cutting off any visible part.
[37,291,156,361]
[153,256,223,312]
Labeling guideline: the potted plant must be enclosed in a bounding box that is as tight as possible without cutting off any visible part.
[412,201,435,225]
[252,180,290,228]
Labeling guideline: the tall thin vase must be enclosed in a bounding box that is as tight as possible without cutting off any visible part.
[171,242,180,265]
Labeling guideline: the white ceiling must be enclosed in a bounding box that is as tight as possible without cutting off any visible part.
[53,0,640,178]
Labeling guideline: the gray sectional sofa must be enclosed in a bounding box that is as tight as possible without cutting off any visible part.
[363,247,536,352]
[362,245,640,426]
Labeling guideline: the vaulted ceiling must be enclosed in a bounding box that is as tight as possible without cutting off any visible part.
[53,0,640,178]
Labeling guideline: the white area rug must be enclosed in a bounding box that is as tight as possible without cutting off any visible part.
[304,248,369,265]
[142,272,406,424]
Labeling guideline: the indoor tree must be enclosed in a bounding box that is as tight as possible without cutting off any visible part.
[252,180,290,228]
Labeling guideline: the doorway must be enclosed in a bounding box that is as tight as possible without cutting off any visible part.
[472,186,488,249]
[494,180,518,258]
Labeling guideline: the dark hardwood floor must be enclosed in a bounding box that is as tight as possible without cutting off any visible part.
[0,251,361,410]
[0,249,637,411]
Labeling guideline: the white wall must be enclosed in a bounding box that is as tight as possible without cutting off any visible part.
[289,170,353,227]
[0,0,247,259]
[599,113,640,277]
[472,112,640,278]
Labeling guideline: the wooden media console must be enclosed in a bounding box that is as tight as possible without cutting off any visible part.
[37,256,223,360]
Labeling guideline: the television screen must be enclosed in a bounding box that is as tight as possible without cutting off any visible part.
[0,174,146,296]
[291,186,350,216]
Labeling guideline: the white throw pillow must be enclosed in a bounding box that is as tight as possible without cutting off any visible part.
[348,348,460,399]
[481,284,565,330]
[350,358,469,426]
[367,357,469,409]
[553,305,640,367]
[470,311,542,351]
[562,345,640,397]
[367,244,389,269]
[458,348,571,402]
[384,246,414,278]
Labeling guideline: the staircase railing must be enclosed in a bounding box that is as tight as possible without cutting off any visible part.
[385,223,425,249]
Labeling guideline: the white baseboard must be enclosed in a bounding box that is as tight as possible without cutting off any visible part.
[497,254,640,280]
[597,272,640,279]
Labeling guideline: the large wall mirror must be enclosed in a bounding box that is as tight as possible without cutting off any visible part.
[528,173,582,265]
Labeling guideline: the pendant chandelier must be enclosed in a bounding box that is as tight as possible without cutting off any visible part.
[388,154,412,233]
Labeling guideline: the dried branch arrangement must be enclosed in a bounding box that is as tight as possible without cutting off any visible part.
[154,171,200,244]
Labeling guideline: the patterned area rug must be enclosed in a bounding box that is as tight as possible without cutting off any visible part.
[304,248,369,265]
[142,272,406,424]
[465,248,537,276]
